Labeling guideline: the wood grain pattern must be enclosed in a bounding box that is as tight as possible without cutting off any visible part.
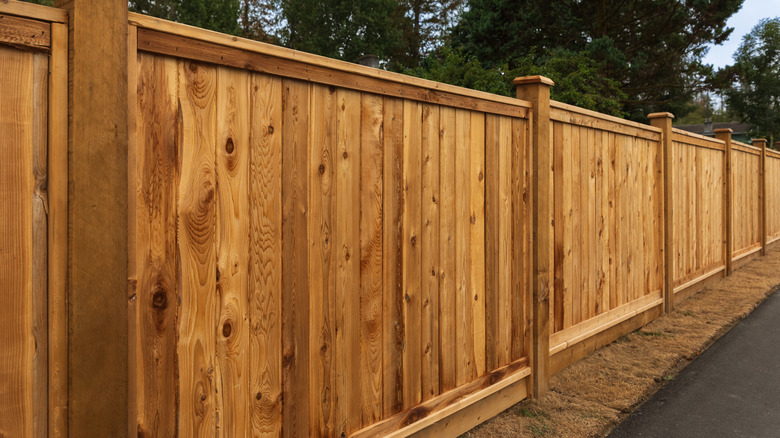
[402,99,423,409]
[334,87,361,436]
[249,72,283,436]
[511,118,531,362]
[454,108,472,386]
[0,13,50,50]
[215,66,250,437]
[359,92,384,425]
[281,78,310,437]
[382,96,405,418]
[469,112,486,379]
[0,44,34,438]
[438,106,457,392]
[308,82,336,437]
[135,53,179,438]
[177,60,218,438]
[420,103,440,402]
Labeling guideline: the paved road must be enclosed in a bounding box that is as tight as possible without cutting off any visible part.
[608,289,780,438]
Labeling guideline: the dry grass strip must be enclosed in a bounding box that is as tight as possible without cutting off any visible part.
[466,244,780,438]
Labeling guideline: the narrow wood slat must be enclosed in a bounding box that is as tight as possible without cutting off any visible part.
[0,2,68,23]
[382,97,405,417]
[335,88,361,436]
[484,114,500,370]
[470,112,486,379]
[420,103,440,401]
[308,83,336,436]
[134,53,179,438]
[511,118,531,361]
[454,108,471,386]
[249,73,283,436]
[0,45,34,438]
[437,106,457,392]
[215,66,251,436]
[497,116,512,367]
[281,78,310,437]
[359,92,384,425]
[177,60,218,438]
[402,99,423,410]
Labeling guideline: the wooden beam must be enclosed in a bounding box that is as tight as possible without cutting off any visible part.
[754,139,768,257]
[514,75,553,399]
[648,112,674,314]
[715,128,733,275]
[53,0,129,436]
[48,21,68,438]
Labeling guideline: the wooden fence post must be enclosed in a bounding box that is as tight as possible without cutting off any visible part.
[514,76,553,398]
[715,129,733,275]
[53,0,129,436]
[648,113,674,313]
[754,138,768,256]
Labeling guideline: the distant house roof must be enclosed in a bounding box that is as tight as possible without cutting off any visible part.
[674,121,751,137]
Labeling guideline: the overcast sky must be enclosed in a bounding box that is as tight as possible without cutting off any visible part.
[702,0,780,68]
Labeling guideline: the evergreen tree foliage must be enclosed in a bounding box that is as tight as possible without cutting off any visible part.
[724,17,780,144]
[453,0,743,120]
[128,0,241,35]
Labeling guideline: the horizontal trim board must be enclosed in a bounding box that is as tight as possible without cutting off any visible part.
[672,134,725,152]
[671,127,725,148]
[131,14,533,115]
[550,291,663,354]
[769,234,780,245]
[351,359,530,437]
[732,142,761,155]
[766,149,780,159]
[0,13,50,50]
[0,1,67,23]
[551,100,662,140]
[673,265,726,293]
[732,244,762,261]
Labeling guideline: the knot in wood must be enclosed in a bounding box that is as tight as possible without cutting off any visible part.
[225,137,234,154]
[152,288,167,310]
[222,321,232,338]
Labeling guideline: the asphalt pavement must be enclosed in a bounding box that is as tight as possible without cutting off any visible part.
[608,289,780,438]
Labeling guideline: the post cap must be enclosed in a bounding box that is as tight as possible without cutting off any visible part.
[647,112,674,119]
[513,75,555,86]
[713,128,733,133]
[751,138,767,147]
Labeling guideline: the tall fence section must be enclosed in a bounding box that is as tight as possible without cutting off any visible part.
[1,1,780,436]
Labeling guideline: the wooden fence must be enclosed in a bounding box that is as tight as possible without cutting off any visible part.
[2,1,780,436]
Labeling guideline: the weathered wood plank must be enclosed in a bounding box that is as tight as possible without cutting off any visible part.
[249,72,283,437]
[215,66,251,437]
[382,96,405,417]
[359,92,384,424]
[134,53,179,438]
[281,78,310,437]
[177,60,218,438]
[0,45,34,438]
[308,83,336,437]
[420,103,440,401]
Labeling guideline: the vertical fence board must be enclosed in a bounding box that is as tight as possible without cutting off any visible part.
[382,97,405,417]
[249,73,283,436]
[420,103,440,402]
[438,106,457,392]
[335,88,361,436]
[178,60,218,438]
[281,78,310,437]
[454,108,472,386]
[215,66,251,437]
[0,46,34,438]
[470,112,487,379]
[135,53,179,438]
[359,92,384,424]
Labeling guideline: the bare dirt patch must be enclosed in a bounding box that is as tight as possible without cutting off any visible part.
[465,245,780,438]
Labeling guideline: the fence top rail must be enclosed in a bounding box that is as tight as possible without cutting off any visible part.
[129,12,533,116]
[549,99,662,140]
[732,140,762,155]
[0,0,67,23]
[671,127,726,152]
[767,148,780,159]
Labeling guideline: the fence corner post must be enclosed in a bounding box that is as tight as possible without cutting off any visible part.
[754,138,768,256]
[648,112,674,314]
[715,128,734,275]
[54,0,130,436]
[514,75,553,399]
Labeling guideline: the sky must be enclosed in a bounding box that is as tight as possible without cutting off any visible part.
[702,0,780,69]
